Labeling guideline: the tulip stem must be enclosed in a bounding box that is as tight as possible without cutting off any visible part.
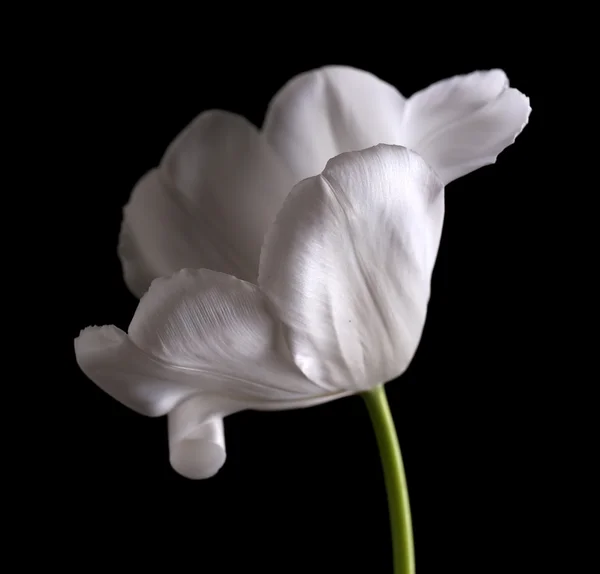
[361,385,415,574]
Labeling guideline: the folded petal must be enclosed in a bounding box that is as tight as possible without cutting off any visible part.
[263,66,406,181]
[75,268,349,477]
[259,145,444,392]
[398,69,531,184]
[119,111,294,298]
[75,324,194,417]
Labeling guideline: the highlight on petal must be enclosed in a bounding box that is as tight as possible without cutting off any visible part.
[263,66,406,182]
[119,111,294,298]
[75,268,349,478]
[398,69,531,184]
[259,145,444,392]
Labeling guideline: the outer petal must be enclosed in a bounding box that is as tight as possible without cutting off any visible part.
[75,268,349,478]
[262,66,529,187]
[398,69,531,184]
[75,324,193,417]
[263,66,406,181]
[259,145,444,392]
[119,111,294,298]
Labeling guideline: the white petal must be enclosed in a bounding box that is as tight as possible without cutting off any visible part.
[75,268,349,477]
[259,145,444,392]
[262,66,529,188]
[119,170,203,299]
[263,66,406,181]
[75,324,192,417]
[399,69,531,184]
[119,111,294,297]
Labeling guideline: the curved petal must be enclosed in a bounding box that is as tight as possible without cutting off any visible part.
[263,66,406,181]
[398,69,531,184]
[119,111,294,297]
[75,268,349,477]
[119,170,204,299]
[75,324,194,417]
[262,66,529,188]
[259,145,444,392]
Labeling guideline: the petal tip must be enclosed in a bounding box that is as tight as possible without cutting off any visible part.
[75,324,124,353]
[74,325,128,378]
[160,109,257,171]
[323,144,444,190]
[502,88,532,143]
[487,68,509,87]
[464,68,509,90]
[74,325,173,418]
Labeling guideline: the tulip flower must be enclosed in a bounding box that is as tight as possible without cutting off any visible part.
[75,66,530,574]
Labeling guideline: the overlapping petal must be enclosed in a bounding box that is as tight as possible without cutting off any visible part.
[263,66,406,182]
[119,111,294,298]
[75,268,350,478]
[119,67,530,301]
[263,66,530,185]
[259,145,444,392]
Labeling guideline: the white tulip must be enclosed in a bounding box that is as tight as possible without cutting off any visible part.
[75,66,530,480]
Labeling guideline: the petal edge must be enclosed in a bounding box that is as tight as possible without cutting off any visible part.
[399,70,531,184]
[259,145,445,391]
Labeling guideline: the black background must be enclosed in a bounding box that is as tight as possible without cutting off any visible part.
[59,32,546,574]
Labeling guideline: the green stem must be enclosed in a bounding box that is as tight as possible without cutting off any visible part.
[361,385,415,574]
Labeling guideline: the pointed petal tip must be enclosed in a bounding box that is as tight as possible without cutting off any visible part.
[401,70,532,184]
[501,87,532,143]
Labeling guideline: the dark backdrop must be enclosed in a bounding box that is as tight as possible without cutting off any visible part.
[61,36,543,573]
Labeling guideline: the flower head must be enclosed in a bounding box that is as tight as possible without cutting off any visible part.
[76,66,530,478]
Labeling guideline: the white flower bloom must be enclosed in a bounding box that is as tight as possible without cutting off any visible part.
[76,66,530,479]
